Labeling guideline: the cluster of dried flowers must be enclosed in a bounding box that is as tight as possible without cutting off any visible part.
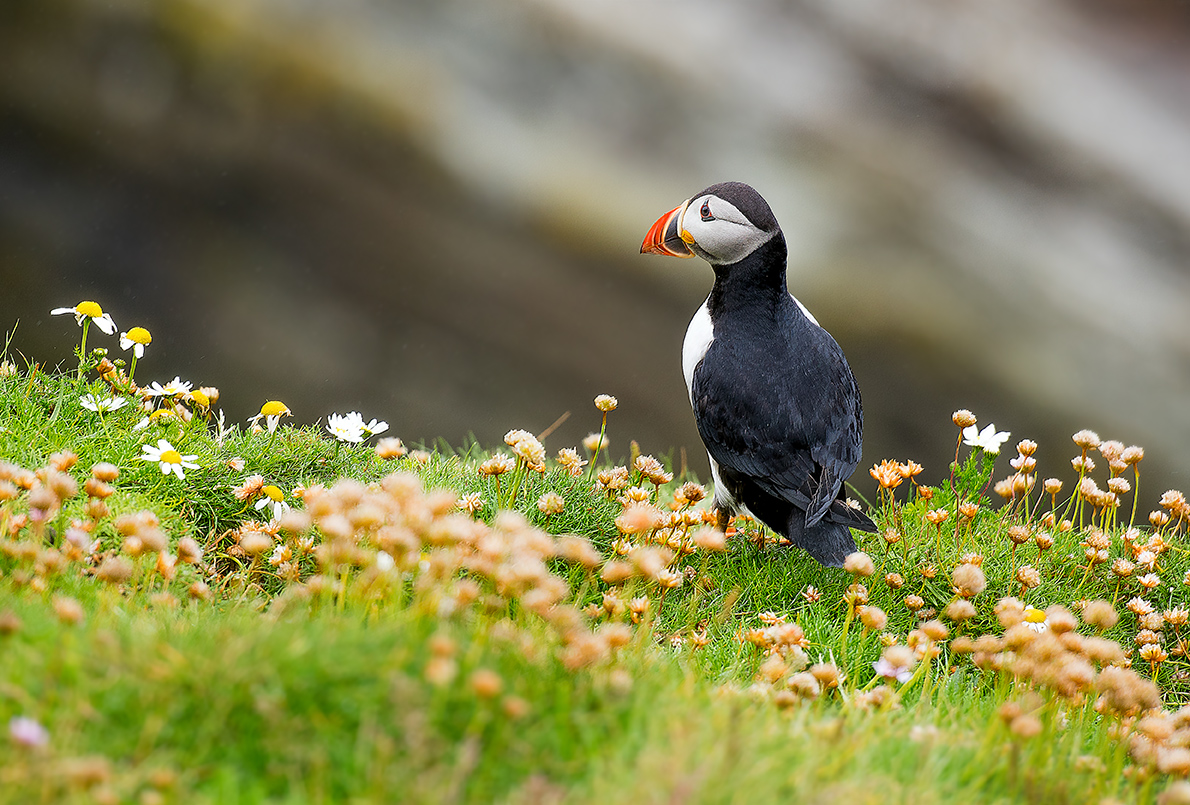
[0,453,208,609]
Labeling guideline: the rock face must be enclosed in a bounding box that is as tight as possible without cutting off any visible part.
[3,0,1190,488]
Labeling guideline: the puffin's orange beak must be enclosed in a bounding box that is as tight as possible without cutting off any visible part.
[641,202,694,257]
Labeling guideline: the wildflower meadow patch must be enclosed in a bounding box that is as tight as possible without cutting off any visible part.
[3,301,1190,802]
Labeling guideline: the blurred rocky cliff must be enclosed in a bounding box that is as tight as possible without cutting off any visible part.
[3,0,1190,490]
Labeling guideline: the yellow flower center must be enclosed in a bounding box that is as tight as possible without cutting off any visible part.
[76,301,103,318]
[149,410,176,422]
[160,450,183,464]
[1024,608,1046,624]
[126,326,152,345]
[261,400,290,417]
[189,390,209,408]
[262,485,284,502]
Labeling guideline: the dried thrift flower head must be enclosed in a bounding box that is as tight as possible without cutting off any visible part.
[859,605,887,632]
[52,595,85,626]
[556,447,587,477]
[924,509,949,526]
[691,527,726,552]
[899,460,924,479]
[1015,565,1041,590]
[95,557,134,585]
[995,597,1026,628]
[952,409,977,428]
[1122,445,1145,465]
[869,460,904,490]
[843,551,875,577]
[582,432,610,452]
[594,394,618,412]
[536,492,565,515]
[1007,525,1031,546]
[1098,440,1124,461]
[1080,600,1118,631]
[943,599,977,622]
[479,454,516,476]
[634,455,673,485]
[375,437,408,459]
[952,562,987,598]
[508,433,546,470]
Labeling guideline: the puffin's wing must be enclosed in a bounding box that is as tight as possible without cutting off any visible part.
[691,324,863,526]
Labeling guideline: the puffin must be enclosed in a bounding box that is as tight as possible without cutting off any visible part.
[641,181,876,567]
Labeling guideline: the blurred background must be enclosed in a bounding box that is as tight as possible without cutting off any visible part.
[4,0,1190,495]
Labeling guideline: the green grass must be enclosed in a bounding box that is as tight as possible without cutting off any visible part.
[3,331,1190,803]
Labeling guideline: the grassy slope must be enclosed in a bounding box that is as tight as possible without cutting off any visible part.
[0,363,1187,804]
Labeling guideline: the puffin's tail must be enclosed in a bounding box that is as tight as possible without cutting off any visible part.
[787,499,877,568]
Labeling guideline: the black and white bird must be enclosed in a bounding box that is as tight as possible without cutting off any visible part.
[641,181,876,567]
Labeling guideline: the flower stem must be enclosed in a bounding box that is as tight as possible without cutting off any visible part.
[77,319,91,382]
[587,413,608,480]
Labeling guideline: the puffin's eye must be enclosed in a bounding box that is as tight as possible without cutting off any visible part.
[700,200,714,222]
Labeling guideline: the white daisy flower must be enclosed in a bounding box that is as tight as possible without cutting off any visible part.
[962,423,1011,455]
[376,550,396,572]
[327,412,367,443]
[133,409,180,431]
[80,393,128,413]
[248,401,291,434]
[139,438,199,480]
[362,417,389,436]
[51,301,116,335]
[1022,605,1049,633]
[119,326,152,358]
[253,484,291,521]
[145,376,193,397]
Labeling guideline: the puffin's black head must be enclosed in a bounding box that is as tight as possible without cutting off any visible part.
[641,181,781,265]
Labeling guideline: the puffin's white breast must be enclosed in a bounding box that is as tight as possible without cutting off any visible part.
[682,299,714,404]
